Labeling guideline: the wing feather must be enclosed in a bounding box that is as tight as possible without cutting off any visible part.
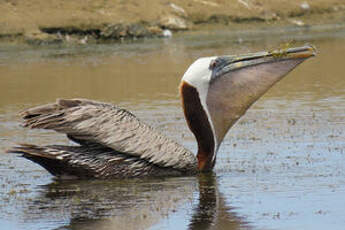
[20,98,197,171]
[9,144,187,178]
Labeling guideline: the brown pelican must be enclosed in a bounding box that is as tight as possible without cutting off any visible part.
[8,45,315,179]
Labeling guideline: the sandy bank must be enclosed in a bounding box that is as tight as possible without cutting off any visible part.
[1,0,345,44]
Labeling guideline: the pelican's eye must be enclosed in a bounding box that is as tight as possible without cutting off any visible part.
[209,59,218,70]
[208,57,229,71]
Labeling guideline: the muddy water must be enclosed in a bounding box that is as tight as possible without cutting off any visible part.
[0,27,344,230]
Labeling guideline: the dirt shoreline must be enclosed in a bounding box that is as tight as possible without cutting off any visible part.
[1,0,345,45]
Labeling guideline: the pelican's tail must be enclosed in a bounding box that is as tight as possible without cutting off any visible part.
[7,144,103,179]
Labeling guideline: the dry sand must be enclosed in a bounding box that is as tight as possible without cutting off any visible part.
[0,0,344,44]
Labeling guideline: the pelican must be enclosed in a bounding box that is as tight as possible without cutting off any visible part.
[8,45,315,179]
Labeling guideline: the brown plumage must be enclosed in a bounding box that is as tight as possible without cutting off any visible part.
[8,46,315,179]
[9,98,198,178]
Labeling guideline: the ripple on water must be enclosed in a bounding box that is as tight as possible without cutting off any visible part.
[0,29,344,230]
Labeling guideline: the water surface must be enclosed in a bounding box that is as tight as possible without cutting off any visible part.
[0,27,344,230]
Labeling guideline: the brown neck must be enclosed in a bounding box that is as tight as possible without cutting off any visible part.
[180,81,215,171]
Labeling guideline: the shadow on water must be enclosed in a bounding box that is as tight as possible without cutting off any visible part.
[28,177,198,230]
[21,174,249,230]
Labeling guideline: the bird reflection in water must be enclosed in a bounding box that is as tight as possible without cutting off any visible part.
[22,175,250,230]
[189,173,249,230]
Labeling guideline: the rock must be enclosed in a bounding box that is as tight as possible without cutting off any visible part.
[101,24,127,39]
[159,15,188,30]
[65,34,71,42]
[300,2,310,11]
[24,30,63,45]
[79,36,88,44]
[169,3,187,17]
[289,19,305,26]
[162,29,172,38]
[127,24,151,38]
[100,23,151,40]
[147,25,163,35]
[237,0,251,9]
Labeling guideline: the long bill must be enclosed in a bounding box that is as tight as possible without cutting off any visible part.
[181,45,316,171]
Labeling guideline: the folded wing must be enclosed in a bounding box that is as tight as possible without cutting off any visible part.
[20,98,197,171]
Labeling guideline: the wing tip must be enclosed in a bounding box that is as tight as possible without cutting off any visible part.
[6,144,59,161]
[19,98,84,120]
[57,98,83,107]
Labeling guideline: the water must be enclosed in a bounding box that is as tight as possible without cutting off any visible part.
[0,26,344,230]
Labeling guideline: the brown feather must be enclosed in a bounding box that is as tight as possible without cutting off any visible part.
[10,98,197,178]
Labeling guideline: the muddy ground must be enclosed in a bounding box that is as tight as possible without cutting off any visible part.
[1,0,345,44]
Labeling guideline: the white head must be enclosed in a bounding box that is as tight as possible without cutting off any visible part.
[180,46,315,171]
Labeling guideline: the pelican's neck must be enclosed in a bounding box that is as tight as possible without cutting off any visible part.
[180,81,216,171]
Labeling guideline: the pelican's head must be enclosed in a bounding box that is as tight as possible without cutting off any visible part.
[180,45,316,171]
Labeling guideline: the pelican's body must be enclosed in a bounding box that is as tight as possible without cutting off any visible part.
[9,46,315,179]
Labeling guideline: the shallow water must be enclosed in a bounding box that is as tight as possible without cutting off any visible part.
[0,26,344,230]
